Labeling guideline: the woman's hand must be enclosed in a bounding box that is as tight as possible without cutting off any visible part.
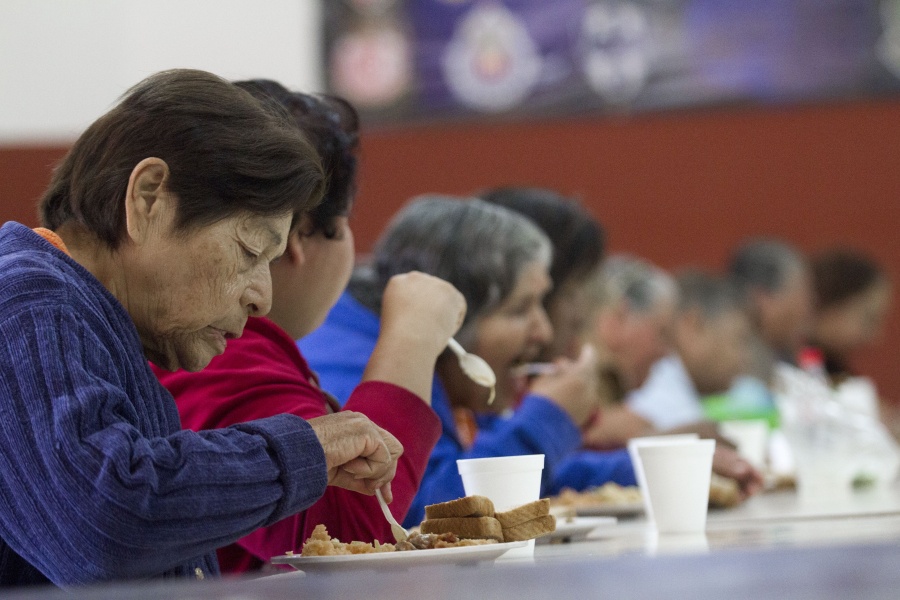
[379,271,467,357]
[712,445,764,500]
[307,412,404,502]
[364,272,467,403]
[528,344,602,427]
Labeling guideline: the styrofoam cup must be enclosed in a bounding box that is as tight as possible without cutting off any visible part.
[636,439,716,534]
[457,454,544,558]
[719,419,769,470]
[627,434,699,522]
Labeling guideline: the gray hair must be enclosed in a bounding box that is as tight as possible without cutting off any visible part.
[676,270,746,318]
[586,254,676,314]
[728,238,806,293]
[350,195,552,343]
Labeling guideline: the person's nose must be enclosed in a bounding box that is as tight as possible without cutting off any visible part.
[531,305,554,346]
[242,263,274,317]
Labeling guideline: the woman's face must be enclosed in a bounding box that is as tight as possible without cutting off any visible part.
[290,216,356,338]
[471,261,554,407]
[816,280,892,358]
[135,210,292,372]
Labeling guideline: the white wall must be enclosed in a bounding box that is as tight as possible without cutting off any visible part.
[0,0,323,144]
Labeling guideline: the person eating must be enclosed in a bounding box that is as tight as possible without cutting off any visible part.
[0,69,402,588]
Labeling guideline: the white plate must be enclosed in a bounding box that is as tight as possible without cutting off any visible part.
[271,540,528,573]
[538,516,617,543]
[574,501,645,518]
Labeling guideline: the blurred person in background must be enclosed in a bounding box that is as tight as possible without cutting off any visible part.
[301,196,612,526]
[808,247,892,385]
[579,255,680,447]
[155,82,466,573]
[728,238,814,371]
[583,265,763,498]
[627,270,753,430]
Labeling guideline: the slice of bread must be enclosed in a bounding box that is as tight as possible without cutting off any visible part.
[494,498,550,529]
[424,495,495,520]
[420,516,504,542]
[501,514,556,542]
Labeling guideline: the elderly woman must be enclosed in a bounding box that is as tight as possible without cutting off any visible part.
[301,196,605,527]
[155,81,465,573]
[0,70,407,587]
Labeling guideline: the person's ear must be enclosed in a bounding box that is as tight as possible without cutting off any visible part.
[284,214,315,266]
[124,157,170,245]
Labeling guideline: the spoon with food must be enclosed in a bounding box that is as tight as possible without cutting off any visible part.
[447,338,497,405]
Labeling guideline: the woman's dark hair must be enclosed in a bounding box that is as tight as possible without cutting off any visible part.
[40,69,325,247]
[234,80,359,239]
[812,248,887,309]
[479,187,605,302]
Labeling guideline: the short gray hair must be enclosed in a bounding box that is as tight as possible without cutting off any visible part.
[677,270,746,318]
[350,195,552,341]
[729,238,806,293]
[586,254,676,314]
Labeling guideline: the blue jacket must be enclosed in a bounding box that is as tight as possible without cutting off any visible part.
[0,223,328,587]
[300,292,635,527]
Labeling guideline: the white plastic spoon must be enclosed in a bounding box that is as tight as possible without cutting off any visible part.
[447,338,497,405]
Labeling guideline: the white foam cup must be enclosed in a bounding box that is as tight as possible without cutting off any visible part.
[636,439,716,534]
[627,434,699,522]
[457,454,544,558]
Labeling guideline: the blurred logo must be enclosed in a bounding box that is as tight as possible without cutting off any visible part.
[580,1,649,103]
[441,3,542,112]
[330,24,413,109]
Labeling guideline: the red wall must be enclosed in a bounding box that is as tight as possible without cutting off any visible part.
[2,98,899,399]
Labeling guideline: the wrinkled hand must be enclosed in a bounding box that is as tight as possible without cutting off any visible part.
[308,412,404,502]
[528,344,602,427]
[712,445,764,501]
[380,272,467,359]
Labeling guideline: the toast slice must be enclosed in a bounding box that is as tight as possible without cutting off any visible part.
[501,514,556,542]
[494,498,550,529]
[420,516,504,542]
[424,495,495,520]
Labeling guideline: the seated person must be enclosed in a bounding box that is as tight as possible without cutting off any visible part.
[154,83,466,573]
[301,196,614,527]
[728,238,814,371]
[808,247,891,386]
[581,263,763,497]
[627,271,752,430]
[0,70,402,587]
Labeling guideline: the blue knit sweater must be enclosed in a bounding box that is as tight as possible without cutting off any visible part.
[0,223,328,588]
[300,292,635,528]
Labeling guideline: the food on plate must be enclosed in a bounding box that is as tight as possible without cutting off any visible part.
[420,516,504,541]
[551,482,643,508]
[708,473,741,508]
[425,494,495,519]
[299,524,496,557]
[422,496,556,542]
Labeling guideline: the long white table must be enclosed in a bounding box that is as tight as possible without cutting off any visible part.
[6,484,900,599]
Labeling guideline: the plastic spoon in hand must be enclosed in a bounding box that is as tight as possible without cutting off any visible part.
[447,338,497,405]
[375,488,409,543]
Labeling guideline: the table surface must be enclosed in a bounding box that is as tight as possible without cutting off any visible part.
[7,484,900,599]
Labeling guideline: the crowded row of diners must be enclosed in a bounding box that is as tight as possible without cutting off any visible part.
[0,68,897,598]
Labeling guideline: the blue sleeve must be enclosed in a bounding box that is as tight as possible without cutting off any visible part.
[0,307,327,585]
[402,394,582,527]
[548,449,637,496]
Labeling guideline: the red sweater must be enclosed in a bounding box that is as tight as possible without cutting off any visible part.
[153,316,441,573]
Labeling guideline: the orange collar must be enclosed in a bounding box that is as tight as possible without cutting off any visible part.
[33,227,70,256]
